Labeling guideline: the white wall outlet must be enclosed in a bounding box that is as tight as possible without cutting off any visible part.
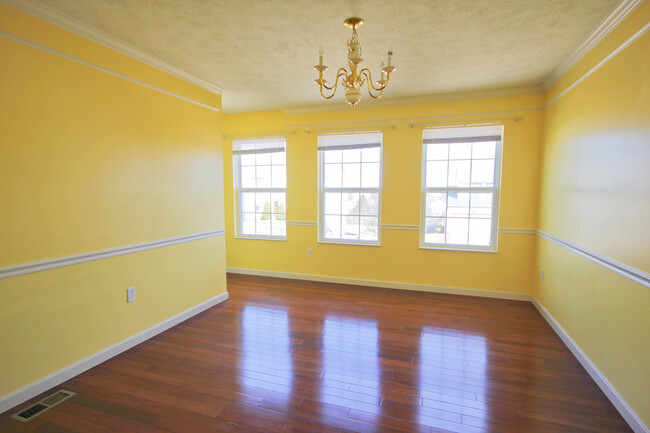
[541,269,545,281]
[127,287,136,303]
[307,248,312,257]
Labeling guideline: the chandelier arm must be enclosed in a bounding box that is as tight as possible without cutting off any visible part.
[359,68,389,91]
[360,69,385,99]
[318,82,337,99]
[322,68,349,91]
[319,70,349,99]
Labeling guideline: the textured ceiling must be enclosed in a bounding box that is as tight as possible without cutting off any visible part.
[32,0,620,113]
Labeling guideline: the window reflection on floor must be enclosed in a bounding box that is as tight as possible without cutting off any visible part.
[321,317,380,424]
[419,327,487,430]
[240,306,293,402]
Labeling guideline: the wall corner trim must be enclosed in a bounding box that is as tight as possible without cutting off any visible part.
[542,0,643,90]
[0,0,223,95]
[0,291,229,415]
[532,298,649,433]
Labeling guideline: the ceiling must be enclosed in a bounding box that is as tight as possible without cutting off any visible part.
[28,0,621,113]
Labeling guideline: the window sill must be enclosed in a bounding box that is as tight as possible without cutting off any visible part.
[235,235,287,242]
[318,239,381,247]
[419,243,497,253]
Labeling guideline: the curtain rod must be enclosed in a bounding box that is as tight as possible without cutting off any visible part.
[285,107,541,129]
[224,131,296,139]
[409,117,523,128]
[304,126,396,134]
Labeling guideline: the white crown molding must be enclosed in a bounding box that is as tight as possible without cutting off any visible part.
[0,0,223,95]
[0,29,220,113]
[532,298,648,433]
[227,267,532,301]
[0,291,229,415]
[543,0,643,91]
[0,229,225,280]
[537,230,650,288]
[281,85,543,115]
[545,22,649,108]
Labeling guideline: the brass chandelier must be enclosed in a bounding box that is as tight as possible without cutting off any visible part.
[314,17,396,108]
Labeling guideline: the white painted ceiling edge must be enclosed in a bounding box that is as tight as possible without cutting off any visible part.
[1,0,641,114]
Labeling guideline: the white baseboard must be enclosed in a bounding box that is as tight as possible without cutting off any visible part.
[0,291,229,415]
[227,267,532,301]
[532,298,648,433]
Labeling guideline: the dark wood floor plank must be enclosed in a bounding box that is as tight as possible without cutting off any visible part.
[0,273,633,432]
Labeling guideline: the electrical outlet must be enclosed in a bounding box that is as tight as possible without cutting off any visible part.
[127,287,136,303]
[541,269,544,281]
[307,248,312,257]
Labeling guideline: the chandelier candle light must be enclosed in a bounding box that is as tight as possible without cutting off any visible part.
[314,17,396,108]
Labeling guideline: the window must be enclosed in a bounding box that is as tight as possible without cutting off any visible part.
[318,132,382,245]
[420,125,502,251]
[233,137,286,239]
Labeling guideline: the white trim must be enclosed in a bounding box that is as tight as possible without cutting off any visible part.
[0,0,223,95]
[418,244,498,253]
[543,0,643,90]
[381,224,419,231]
[532,298,648,433]
[545,23,650,107]
[0,30,220,113]
[287,108,542,130]
[0,229,225,280]
[281,85,542,115]
[289,223,534,233]
[0,292,229,415]
[316,240,381,247]
[536,230,650,288]
[499,228,536,234]
[227,267,532,301]
[234,235,287,242]
[286,221,317,227]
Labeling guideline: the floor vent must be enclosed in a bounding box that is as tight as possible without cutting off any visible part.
[11,390,76,422]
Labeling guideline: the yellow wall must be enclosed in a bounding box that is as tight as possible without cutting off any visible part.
[223,5,650,426]
[536,1,650,426]
[223,94,544,294]
[0,4,226,398]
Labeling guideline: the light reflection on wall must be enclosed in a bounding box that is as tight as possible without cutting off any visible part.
[241,306,293,402]
[321,317,380,422]
[419,327,487,430]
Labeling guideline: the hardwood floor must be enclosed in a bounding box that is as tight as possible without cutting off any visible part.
[0,274,633,433]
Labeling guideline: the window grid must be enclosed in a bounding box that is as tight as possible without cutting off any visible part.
[318,135,382,245]
[234,140,286,240]
[420,127,502,251]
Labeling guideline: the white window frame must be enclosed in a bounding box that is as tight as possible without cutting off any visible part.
[317,132,383,246]
[419,125,503,252]
[233,137,287,241]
